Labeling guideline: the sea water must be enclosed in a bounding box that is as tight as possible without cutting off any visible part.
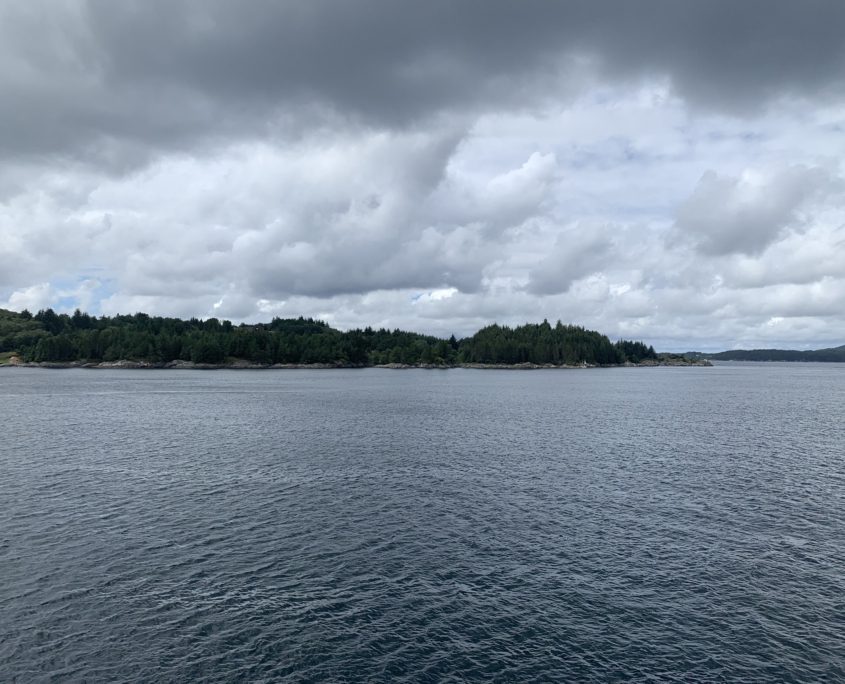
[1,364,843,681]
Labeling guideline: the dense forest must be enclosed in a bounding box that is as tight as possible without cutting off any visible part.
[0,308,658,366]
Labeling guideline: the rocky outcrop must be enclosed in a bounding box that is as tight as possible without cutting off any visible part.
[2,357,711,370]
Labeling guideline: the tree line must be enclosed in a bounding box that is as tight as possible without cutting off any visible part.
[0,308,656,366]
[703,346,845,362]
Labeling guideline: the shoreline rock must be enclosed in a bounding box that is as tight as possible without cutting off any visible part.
[627,358,712,367]
[2,359,711,370]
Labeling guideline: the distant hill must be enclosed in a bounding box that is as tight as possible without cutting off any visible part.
[693,345,845,362]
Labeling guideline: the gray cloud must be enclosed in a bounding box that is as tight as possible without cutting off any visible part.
[3,1,845,166]
[675,166,832,255]
[527,223,616,295]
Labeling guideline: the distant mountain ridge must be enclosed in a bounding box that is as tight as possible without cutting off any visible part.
[691,345,845,362]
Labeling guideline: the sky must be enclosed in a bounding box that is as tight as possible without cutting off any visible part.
[1,1,844,351]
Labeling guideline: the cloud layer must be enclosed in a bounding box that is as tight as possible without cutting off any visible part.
[2,1,845,350]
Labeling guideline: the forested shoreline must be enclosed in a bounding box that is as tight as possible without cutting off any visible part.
[0,308,663,367]
[696,347,845,362]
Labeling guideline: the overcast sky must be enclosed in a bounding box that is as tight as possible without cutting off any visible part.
[2,1,844,350]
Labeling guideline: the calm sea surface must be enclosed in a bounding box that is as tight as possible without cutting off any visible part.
[1,364,843,682]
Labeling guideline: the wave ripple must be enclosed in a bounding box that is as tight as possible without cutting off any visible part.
[2,366,844,682]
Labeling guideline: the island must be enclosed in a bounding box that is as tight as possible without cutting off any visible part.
[0,307,709,369]
[686,347,845,363]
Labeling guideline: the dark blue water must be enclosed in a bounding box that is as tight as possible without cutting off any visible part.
[1,364,843,682]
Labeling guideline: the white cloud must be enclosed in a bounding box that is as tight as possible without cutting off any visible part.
[1,282,55,312]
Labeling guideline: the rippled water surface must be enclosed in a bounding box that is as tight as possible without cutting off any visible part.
[1,365,844,682]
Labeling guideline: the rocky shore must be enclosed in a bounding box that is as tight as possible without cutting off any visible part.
[1,358,359,370]
[629,357,713,367]
[2,357,711,370]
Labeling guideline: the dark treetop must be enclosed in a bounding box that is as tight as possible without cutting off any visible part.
[0,308,658,367]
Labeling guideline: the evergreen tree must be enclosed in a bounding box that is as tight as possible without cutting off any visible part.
[0,307,659,367]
